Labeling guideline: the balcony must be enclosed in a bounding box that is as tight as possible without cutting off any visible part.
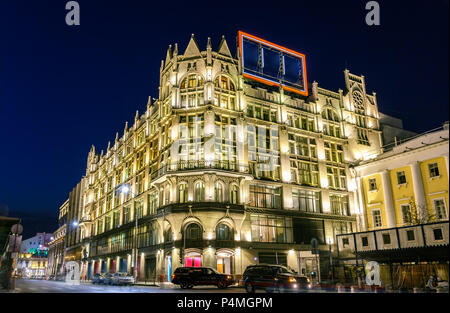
[150,160,249,180]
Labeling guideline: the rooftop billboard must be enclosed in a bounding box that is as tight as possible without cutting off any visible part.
[238,31,308,96]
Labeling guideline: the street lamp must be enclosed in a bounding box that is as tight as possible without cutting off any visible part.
[120,184,138,282]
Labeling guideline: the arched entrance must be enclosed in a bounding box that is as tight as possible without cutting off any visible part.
[216,249,234,274]
[184,249,202,267]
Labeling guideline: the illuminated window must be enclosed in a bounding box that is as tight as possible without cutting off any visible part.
[194,181,205,202]
[215,182,224,202]
[216,223,232,241]
[178,183,188,203]
[230,185,239,204]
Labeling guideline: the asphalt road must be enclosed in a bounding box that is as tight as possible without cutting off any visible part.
[4,279,252,293]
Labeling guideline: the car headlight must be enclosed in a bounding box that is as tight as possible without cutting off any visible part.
[226,275,232,280]
[289,277,297,283]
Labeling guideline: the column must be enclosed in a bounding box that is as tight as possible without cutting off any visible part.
[356,177,368,231]
[443,153,449,178]
[381,170,396,227]
[410,161,428,221]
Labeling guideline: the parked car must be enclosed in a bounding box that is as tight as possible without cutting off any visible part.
[101,273,114,285]
[47,274,55,280]
[171,267,234,289]
[242,264,311,293]
[110,272,135,286]
[92,273,106,285]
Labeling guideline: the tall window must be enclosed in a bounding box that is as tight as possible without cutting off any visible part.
[292,189,321,213]
[250,215,292,243]
[216,223,232,241]
[178,183,188,203]
[180,74,204,108]
[397,171,407,184]
[194,181,205,202]
[185,223,202,240]
[249,185,282,209]
[113,211,120,228]
[324,142,344,163]
[214,75,236,110]
[327,166,347,189]
[122,206,130,224]
[230,185,239,204]
[368,178,377,191]
[433,199,447,220]
[330,195,350,216]
[401,204,412,224]
[215,182,223,202]
[135,199,144,219]
[147,191,158,215]
[372,209,382,228]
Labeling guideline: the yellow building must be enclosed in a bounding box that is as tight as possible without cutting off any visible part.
[355,123,449,230]
[335,123,449,289]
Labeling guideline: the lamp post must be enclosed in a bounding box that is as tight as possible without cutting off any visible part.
[327,237,334,284]
[120,184,138,282]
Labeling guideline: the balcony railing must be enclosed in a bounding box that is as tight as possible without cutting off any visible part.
[151,161,249,180]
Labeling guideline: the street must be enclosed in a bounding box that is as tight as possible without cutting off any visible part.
[3,279,250,293]
[2,279,345,293]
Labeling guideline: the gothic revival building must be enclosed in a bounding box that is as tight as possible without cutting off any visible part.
[67,34,384,283]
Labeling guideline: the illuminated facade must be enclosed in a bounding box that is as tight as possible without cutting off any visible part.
[68,34,384,283]
[47,199,68,277]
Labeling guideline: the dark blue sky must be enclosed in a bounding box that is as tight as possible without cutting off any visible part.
[0,0,448,238]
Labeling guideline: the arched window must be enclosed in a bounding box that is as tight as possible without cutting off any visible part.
[215,182,223,202]
[180,74,205,108]
[164,226,173,243]
[194,181,205,202]
[180,74,204,89]
[216,223,232,241]
[178,183,188,203]
[214,75,236,110]
[322,108,340,122]
[230,185,239,204]
[214,75,235,91]
[185,223,202,240]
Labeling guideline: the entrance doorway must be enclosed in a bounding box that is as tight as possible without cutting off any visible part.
[216,250,233,274]
[184,251,202,267]
[165,255,172,282]
[145,256,157,281]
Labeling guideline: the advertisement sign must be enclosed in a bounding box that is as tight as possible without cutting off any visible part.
[238,31,308,96]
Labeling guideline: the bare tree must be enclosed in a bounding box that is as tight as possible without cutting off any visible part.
[405,200,436,225]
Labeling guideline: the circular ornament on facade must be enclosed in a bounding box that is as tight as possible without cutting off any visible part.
[352,90,364,106]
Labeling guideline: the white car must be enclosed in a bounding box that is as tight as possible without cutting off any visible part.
[111,272,135,286]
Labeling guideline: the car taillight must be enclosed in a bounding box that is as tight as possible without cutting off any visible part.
[289,277,297,283]
[171,274,175,280]
[226,275,232,280]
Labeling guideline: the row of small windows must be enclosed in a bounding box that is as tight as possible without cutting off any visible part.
[368,162,442,192]
[180,74,236,91]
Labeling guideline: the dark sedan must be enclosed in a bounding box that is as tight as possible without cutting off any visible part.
[242,264,311,293]
[171,267,234,289]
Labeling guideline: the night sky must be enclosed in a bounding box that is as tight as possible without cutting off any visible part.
[0,0,448,238]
